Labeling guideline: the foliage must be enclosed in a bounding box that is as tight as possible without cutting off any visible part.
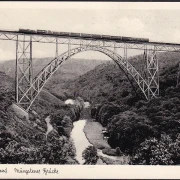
[0,70,78,164]
[82,146,99,165]
[50,98,84,137]
[93,103,128,127]
[0,129,77,164]
[107,111,155,153]
[131,134,180,165]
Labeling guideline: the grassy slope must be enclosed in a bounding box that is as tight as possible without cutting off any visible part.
[83,119,110,149]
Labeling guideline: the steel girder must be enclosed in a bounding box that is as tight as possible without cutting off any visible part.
[1,31,180,52]
[17,45,158,111]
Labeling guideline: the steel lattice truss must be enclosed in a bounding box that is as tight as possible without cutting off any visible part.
[17,45,156,111]
[0,31,179,111]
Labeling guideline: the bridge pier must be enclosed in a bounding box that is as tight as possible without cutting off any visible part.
[8,103,29,121]
[146,48,159,99]
[16,35,33,110]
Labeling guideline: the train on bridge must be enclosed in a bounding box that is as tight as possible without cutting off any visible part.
[19,29,149,43]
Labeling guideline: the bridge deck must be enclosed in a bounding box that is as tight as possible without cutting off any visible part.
[1,29,180,52]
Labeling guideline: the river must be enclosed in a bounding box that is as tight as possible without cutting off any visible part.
[45,99,123,164]
[70,120,91,164]
[45,116,53,137]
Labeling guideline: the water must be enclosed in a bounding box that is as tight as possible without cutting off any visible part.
[45,116,53,137]
[71,120,91,164]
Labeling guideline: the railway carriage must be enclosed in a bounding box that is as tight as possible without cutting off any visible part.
[59,32,70,36]
[91,34,102,39]
[19,29,36,34]
[81,33,92,38]
[111,36,122,41]
[70,32,80,37]
[102,35,112,40]
[37,30,47,34]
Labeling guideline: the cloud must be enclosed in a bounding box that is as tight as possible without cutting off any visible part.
[118,17,144,33]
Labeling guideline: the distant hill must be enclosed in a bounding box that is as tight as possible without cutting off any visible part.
[0,57,107,99]
[0,71,14,93]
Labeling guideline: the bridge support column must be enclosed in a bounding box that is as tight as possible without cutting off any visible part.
[124,43,127,61]
[146,47,159,99]
[55,38,58,58]
[15,35,33,110]
[68,38,71,56]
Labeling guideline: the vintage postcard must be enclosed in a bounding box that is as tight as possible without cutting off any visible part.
[0,1,179,179]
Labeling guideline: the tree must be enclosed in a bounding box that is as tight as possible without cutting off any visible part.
[82,146,99,165]
[131,134,180,165]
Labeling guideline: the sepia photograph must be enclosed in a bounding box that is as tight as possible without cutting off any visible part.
[0,2,179,177]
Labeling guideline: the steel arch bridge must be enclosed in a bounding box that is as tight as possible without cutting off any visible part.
[0,29,180,111]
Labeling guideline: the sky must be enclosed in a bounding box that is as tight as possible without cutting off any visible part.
[1,2,180,61]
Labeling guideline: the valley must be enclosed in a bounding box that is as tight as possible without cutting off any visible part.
[0,52,179,165]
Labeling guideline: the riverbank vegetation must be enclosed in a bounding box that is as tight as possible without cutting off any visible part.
[50,97,84,137]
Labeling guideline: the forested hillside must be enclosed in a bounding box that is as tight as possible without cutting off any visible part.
[0,71,84,164]
[63,52,180,165]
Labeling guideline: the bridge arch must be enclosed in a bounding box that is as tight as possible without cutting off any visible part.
[18,46,150,111]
